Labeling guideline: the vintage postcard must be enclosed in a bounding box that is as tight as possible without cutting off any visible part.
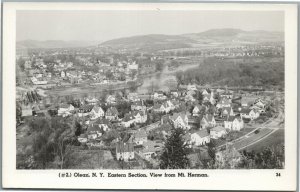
[2,2,298,190]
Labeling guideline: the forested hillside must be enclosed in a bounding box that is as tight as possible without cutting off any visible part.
[175,57,284,88]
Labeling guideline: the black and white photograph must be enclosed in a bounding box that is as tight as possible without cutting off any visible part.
[2,2,297,190]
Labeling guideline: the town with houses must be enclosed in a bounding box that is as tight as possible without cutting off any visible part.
[16,29,285,170]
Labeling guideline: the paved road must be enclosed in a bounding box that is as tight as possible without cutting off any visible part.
[217,102,284,151]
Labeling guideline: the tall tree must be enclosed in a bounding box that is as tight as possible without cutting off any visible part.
[159,128,189,169]
[207,139,216,164]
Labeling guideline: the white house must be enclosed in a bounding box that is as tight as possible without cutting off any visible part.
[78,105,94,117]
[58,104,74,117]
[86,97,99,105]
[61,71,66,78]
[210,126,227,139]
[152,92,167,100]
[87,125,102,140]
[200,114,216,129]
[187,84,197,91]
[122,114,136,128]
[203,92,215,104]
[191,129,210,146]
[216,97,232,109]
[77,133,88,143]
[122,111,147,128]
[240,108,260,120]
[153,100,175,114]
[241,97,256,107]
[139,141,163,160]
[220,92,233,99]
[106,95,117,105]
[224,116,244,131]
[185,94,196,102]
[221,107,235,117]
[133,111,147,123]
[116,142,135,161]
[90,105,105,120]
[128,92,140,102]
[105,107,119,120]
[133,129,148,145]
[131,100,146,111]
[127,61,139,70]
[170,112,190,130]
[94,118,110,132]
[254,99,266,109]
[192,105,206,116]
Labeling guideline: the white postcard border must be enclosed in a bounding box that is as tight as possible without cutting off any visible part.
[2,2,298,190]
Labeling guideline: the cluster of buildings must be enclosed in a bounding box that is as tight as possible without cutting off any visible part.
[18,51,165,91]
[103,84,268,163]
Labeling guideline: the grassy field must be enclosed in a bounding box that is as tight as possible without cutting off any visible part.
[243,129,284,152]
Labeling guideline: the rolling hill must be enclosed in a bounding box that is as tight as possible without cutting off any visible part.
[101,34,196,52]
[17,29,284,51]
[101,28,284,52]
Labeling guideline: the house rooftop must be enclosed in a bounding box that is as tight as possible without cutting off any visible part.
[116,142,134,153]
[211,126,226,132]
[193,129,209,138]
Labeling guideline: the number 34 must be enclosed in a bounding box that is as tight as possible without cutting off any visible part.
[276,173,281,177]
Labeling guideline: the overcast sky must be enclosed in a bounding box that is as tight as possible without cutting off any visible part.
[17,10,284,42]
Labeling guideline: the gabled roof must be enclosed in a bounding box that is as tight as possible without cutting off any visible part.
[116,142,134,153]
[202,89,209,95]
[193,129,209,138]
[203,94,211,100]
[170,112,187,122]
[133,110,145,116]
[106,107,118,115]
[193,104,204,111]
[87,124,102,133]
[92,105,103,112]
[222,107,232,113]
[106,95,116,100]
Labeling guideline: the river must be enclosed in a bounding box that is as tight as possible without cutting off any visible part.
[137,63,199,94]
